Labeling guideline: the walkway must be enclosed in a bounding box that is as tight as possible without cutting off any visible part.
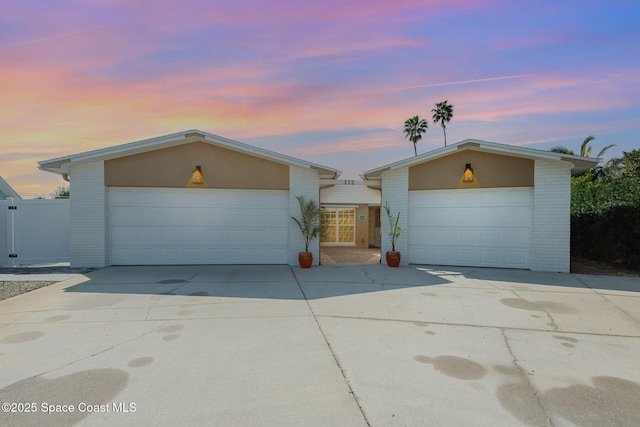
[320,247,381,265]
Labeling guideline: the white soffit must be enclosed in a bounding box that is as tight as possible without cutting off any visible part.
[320,184,381,205]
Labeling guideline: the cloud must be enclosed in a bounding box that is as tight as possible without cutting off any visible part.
[1,0,639,196]
[0,22,125,49]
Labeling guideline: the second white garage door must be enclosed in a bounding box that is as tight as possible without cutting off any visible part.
[408,187,532,269]
[109,188,289,265]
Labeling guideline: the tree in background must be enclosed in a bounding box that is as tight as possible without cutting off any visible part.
[403,115,428,156]
[550,135,615,158]
[431,100,454,146]
[621,149,640,178]
[52,185,69,199]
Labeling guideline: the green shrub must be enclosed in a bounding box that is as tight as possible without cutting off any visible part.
[571,176,640,268]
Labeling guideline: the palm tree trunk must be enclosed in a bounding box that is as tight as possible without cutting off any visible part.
[443,126,447,147]
[413,141,417,156]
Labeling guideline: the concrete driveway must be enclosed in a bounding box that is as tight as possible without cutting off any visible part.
[1,265,639,427]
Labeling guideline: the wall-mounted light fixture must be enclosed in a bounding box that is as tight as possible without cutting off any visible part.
[463,163,474,182]
[191,165,204,184]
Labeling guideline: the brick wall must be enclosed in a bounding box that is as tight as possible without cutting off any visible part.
[289,166,320,265]
[531,159,572,272]
[69,161,108,268]
[381,168,409,265]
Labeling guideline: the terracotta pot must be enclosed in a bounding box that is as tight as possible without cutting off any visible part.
[386,251,401,267]
[298,252,313,268]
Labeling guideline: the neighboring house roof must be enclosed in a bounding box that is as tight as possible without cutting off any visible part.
[39,129,340,179]
[0,176,22,199]
[362,139,600,180]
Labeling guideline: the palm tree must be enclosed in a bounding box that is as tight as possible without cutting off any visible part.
[550,146,574,155]
[291,195,322,253]
[403,115,428,156]
[579,135,615,158]
[550,136,615,159]
[431,100,454,146]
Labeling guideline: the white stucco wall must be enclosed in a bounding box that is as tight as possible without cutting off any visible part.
[289,166,321,265]
[531,159,572,272]
[380,168,409,265]
[320,184,381,205]
[69,161,108,268]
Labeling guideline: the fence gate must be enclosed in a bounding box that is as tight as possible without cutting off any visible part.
[1,198,70,267]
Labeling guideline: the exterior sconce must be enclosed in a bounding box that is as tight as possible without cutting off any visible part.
[463,163,474,182]
[191,166,204,184]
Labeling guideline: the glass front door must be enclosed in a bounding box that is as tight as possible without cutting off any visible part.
[321,207,355,245]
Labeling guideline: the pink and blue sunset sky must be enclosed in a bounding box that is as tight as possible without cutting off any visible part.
[1,0,639,197]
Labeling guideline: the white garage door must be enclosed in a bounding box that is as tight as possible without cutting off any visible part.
[409,187,531,269]
[109,188,289,265]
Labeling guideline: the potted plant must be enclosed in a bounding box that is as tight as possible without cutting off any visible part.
[383,202,402,267]
[291,195,322,268]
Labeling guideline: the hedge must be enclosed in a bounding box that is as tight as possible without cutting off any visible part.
[570,176,640,268]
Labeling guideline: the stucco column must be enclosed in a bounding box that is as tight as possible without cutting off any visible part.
[69,161,108,268]
[380,168,409,265]
[288,166,321,265]
[531,159,572,272]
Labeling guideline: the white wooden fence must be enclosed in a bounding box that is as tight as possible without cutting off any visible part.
[0,198,70,267]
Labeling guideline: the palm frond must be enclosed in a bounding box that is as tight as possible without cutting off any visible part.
[550,146,574,155]
[383,202,401,252]
[596,144,616,159]
[291,195,322,252]
[580,135,595,157]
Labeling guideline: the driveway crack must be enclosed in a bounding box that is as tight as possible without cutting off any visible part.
[290,266,371,426]
[501,329,555,427]
[512,290,558,331]
[144,282,190,321]
[466,268,503,290]
[355,266,375,284]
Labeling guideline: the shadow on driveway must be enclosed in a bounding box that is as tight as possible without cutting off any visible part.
[61,264,640,300]
[62,264,454,300]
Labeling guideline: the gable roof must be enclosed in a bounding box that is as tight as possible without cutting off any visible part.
[362,139,600,179]
[39,130,340,179]
[0,176,22,199]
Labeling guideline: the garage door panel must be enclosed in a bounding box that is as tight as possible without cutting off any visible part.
[112,226,287,248]
[456,249,476,264]
[506,250,528,267]
[109,188,288,265]
[504,207,530,227]
[478,208,505,227]
[456,230,476,245]
[506,190,532,206]
[412,226,527,248]
[480,230,500,245]
[412,206,529,228]
[480,250,501,265]
[505,229,528,244]
[430,247,456,263]
[409,188,531,269]
[429,228,455,245]
[410,208,467,227]
[111,244,287,265]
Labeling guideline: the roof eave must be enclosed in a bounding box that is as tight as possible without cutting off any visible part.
[0,176,22,199]
[38,129,340,178]
[363,139,601,178]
